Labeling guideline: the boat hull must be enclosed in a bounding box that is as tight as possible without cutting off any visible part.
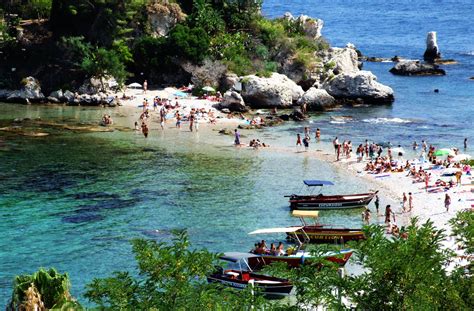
[207,270,293,297]
[288,226,365,243]
[288,192,377,210]
[246,250,352,270]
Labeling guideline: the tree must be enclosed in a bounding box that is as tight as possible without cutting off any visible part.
[85,230,269,310]
[61,36,128,87]
[8,268,82,310]
[167,24,210,63]
[265,219,473,310]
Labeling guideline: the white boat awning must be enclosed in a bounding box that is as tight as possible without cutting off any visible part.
[248,227,304,235]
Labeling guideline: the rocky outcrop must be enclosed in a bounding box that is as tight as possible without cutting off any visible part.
[220,73,240,91]
[5,77,45,102]
[324,71,394,104]
[389,61,446,76]
[297,88,336,111]
[423,31,441,62]
[78,76,118,95]
[327,47,360,74]
[290,107,306,121]
[215,90,248,112]
[147,1,186,37]
[283,13,324,40]
[241,73,304,108]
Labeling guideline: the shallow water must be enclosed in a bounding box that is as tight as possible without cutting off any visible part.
[0,104,376,305]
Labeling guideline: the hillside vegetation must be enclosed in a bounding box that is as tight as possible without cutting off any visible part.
[0,0,329,93]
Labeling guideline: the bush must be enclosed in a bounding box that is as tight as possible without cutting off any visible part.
[168,24,210,63]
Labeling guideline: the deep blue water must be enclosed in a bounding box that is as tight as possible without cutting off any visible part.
[1,0,474,306]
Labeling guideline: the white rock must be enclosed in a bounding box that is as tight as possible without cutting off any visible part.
[297,88,336,110]
[327,47,359,74]
[241,73,304,108]
[324,71,394,104]
[217,90,248,112]
[7,76,44,101]
[424,31,441,62]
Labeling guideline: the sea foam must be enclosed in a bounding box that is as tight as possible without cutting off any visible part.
[362,117,411,124]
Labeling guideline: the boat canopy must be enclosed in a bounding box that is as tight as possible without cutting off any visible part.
[292,210,319,218]
[304,180,335,187]
[220,252,261,262]
[249,227,304,235]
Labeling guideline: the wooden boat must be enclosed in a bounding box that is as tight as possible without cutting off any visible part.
[287,210,365,244]
[208,253,293,297]
[286,180,377,210]
[230,227,353,270]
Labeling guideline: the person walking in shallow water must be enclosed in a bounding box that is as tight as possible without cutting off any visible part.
[296,133,302,149]
[374,194,380,215]
[464,138,468,149]
[234,129,240,145]
[402,192,407,212]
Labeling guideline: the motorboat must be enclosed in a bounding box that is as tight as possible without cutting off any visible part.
[207,253,293,297]
[286,180,377,210]
[287,210,365,244]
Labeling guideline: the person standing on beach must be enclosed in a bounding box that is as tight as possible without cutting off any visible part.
[143,80,148,94]
[234,129,241,145]
[333,137,339,155]
[455,170,462,186]
[374,195,380,215]
[175,112,181,129]
[425,173,431,191]
[464,138,468,149]
[408,192,413,212]
[363,208,371,224]
[384,205,392,224]
[365,140,369,159]
[189,113,194,132]
[444,193,451,212]
[402,193,407,212]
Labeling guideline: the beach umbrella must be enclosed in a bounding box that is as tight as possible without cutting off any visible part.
[433,148,455,156]
[202,86,215,92]
[452,154,471,162]
[128,82,142,89]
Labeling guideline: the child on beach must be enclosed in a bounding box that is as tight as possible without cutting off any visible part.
[444,193,451,212]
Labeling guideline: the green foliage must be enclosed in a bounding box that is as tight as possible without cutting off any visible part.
[85,230,269,310]
[9,267,82,310]
[189,0,225,35]
[0,0,52,19]
[450,210,474,256]
[61,36,128,86]
[168,24,210,63]
[253,18,286,48]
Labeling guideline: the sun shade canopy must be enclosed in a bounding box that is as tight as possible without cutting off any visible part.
[292,210,319,218]
[219,252,261,262]
[248,227,304,235]
[303,180,335,186]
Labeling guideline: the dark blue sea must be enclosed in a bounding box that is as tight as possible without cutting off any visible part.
[1,0,473,306]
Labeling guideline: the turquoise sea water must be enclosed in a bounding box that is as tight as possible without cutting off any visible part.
[0,105,373,305]
[1,0,474,306]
